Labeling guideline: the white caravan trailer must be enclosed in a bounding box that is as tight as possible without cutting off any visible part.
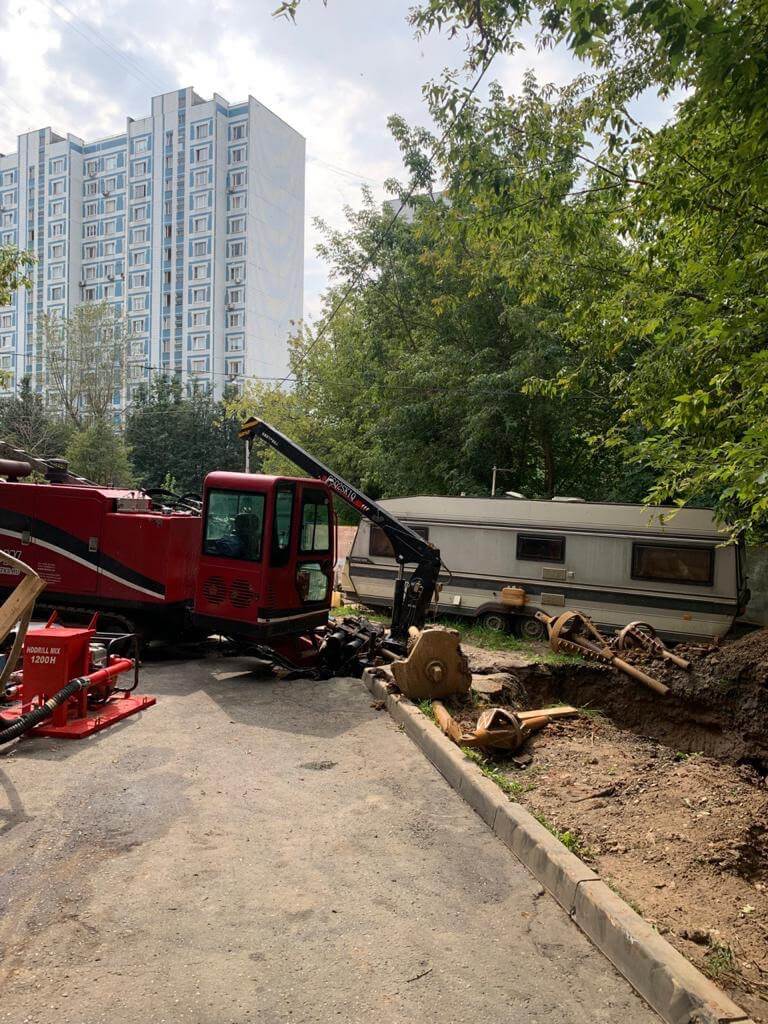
[342,496,749,642]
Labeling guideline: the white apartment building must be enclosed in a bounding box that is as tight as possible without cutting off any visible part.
[0,87,304,407]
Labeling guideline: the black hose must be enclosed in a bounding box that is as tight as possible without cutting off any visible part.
[0,677,89,746]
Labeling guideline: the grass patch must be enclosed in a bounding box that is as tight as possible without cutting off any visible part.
[461,746,525,797]
[533,811,590,859]
[703,941,737,981]
[417,699,436,723]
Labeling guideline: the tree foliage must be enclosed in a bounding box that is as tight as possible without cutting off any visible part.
[125,376,244,495]
[276,0,768,538]
[65,419,134,487]
[39,301,130,428]
[0,376,71,457]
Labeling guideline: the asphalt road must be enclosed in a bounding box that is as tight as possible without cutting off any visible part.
[0,653,658,1024]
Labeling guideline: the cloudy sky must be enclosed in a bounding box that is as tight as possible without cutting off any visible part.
[0,0,672,321]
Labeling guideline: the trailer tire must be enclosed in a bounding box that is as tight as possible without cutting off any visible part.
[513,615,548,642]
[479,611,509,633]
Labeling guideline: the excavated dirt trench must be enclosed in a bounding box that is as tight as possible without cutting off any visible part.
[461,634,768,1020]
[468,636,768,770]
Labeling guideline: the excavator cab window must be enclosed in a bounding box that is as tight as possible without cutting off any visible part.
[299,490,330,553]
[271,484,294,567]
[203,490,265,562]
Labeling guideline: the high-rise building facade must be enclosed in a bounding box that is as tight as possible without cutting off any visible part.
[0,87,304,408]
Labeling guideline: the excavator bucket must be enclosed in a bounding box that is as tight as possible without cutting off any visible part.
[390,626,471,700]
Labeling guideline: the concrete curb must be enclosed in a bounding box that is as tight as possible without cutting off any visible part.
[364,668,754,1024]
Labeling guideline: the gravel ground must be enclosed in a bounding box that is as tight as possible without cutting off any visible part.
[0,652,658,1024]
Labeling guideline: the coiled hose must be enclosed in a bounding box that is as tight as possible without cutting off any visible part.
[0,677,89,746]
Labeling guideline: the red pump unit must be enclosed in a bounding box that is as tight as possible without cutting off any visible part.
[2,613,154,739]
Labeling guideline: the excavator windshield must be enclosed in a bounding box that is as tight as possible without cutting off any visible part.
[203,490,266,562]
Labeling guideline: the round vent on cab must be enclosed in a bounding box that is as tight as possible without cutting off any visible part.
[203,576,227,604]
[230,579,255,608]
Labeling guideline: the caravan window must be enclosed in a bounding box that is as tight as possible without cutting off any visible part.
[632,543,714,585]
[370,524,429,559]
[517,534,565,563]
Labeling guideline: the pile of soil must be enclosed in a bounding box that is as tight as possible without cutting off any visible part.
[451,635,768,1019]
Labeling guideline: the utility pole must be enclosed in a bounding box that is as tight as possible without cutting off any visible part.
[491,465,515,496]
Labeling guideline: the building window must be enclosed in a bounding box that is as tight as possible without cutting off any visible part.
[83,265,97,281]
[227,287,243,304]
[165,130,173,146]
[191,263,208,280]
[50,158,65,173]
[130,271,148,288]
[51,200,65,216]
[131,318,146,334]
[84,222,97,238]
[230,193,245,210]
[50,242,65,259]
[85,181,98,196]
[230,123,246,141]
[0,314,13,329]
[631,544,714,586]
[134,160,148,176]
[193,192,209,210]
[227,241,244,258]
[190,334,208,351]
[226,334,244,352]
[133,250,147,266]
[193,145,211,163]
[131,294,147,312]
[229,171,245,188]
[227,311,243,328]
[191,286,207,303]
[191,310,209,327]
[84,244,97,259]
[131,227,148,244]
[49,285,64,300]
[192,215,208,233]
[164,224,172,239]
[83,286,97,301]
[104,198,116,214]
[84,201,98,217]
[516,534,566,563]
[104,155,117,171]
[230,147,245,164]
[104,220,116,235]
[104,177,117,192]
[228,216,245,234]
[51,179,64,196]
[195,122,210,139]
[133,183,147,199]
[86,159,98,176]
[132,205,147,222]
[192,240,208,257]
[227,264,243,282]
[50,264,65,280]
[193,169,208,187]
[134,137,149,154]
[104,240,116,256]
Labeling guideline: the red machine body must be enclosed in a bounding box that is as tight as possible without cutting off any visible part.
[0,480,200,636]
[192,472,336,648]
[9,616,155,738]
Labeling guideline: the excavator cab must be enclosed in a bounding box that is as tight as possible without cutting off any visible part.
[192,471,336,642]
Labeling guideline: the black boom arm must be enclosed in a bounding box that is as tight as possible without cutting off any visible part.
[239,418,441,640]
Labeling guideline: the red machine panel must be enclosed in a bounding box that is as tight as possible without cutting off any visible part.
[193,472,336,641]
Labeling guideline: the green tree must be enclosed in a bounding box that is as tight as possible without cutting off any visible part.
[0,376,71,457]
[125,376,243,494]
[0,245,34,307]
[66,419,134,486]
[39,301,129,428]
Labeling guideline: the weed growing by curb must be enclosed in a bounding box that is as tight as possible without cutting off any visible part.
[461,746,525,797]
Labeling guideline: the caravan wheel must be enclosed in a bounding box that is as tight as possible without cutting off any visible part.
[479,612,509,632]
[514,615,548,642]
